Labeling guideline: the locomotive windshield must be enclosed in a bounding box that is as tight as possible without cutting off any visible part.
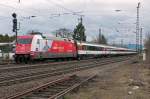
[17,38,32,44]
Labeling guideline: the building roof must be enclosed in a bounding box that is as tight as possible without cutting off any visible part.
[0,42,15,46]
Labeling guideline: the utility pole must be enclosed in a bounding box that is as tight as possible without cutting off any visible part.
[99,28,101,36]
[99,28,102,43]
[121,39,123,47]
[12,13,18,44]
[78,15,83,24]
[136,2,140,52]
[140,28,143,53]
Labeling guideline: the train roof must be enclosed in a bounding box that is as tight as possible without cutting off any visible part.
[77,41,135,51]
[18,34,74,42]
[0,41,15,46]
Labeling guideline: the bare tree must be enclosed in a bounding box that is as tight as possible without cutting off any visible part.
[54,28,73,39]
[91,33,107,44]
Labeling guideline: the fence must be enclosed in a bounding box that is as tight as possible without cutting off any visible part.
[0,52,14,64]
[0,44,15,64]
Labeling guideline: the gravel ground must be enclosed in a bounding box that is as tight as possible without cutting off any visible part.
[65,58,150,99]
[0,57,136,99]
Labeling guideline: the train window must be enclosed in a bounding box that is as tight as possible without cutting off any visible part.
[86,46,96,51]
[18,38,32,44]
[86,46,90,50]
[78,45,82,50]
[83,45,86,50]
[37,39,40,44]
[83,45,103,51]
[99,47,103,51]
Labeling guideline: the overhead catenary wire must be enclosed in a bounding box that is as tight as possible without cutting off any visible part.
[0,2,53,18]
[46,0,84,17]
[0,0,84,34]
[46,0,77,13]
[0,0,84,20]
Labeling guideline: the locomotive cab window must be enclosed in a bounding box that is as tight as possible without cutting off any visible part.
[37,39,40,44]
[17,38,32,44]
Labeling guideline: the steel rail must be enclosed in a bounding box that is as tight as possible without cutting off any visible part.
[49,74,97,99]
[0,60,99,82]
[0,57,131,86]
[0,55,135,72]
[0,57,111,73]
[6,75,74,99]
[6,74,97,99]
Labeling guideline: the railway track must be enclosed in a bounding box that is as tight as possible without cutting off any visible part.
[0,57,110,72]
[0,58,102,82]
[6,74,97,99]
[0,56,133,87]
[0,55,134,73]
[0,60,78,70]
[0,55,135,70]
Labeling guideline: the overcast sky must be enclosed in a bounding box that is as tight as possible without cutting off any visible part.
[0,0,149,44]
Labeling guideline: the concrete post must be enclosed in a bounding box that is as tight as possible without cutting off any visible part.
[143,48,147,61]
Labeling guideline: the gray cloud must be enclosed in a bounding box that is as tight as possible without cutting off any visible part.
[0,0,148,44]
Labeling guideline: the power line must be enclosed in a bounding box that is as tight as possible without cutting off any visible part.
[0,1,83,21]
[1,0,73,18]
[46,0,83,16]
[0,3,16,10]
[0,3,49,17]
[46,0,76,13]
[50,11,83,19]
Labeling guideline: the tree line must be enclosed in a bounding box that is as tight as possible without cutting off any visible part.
[0,34,15,43]
[55,21,107,44]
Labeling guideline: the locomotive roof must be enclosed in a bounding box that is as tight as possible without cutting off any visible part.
[18,35,33,38]
[18,34,73,42]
